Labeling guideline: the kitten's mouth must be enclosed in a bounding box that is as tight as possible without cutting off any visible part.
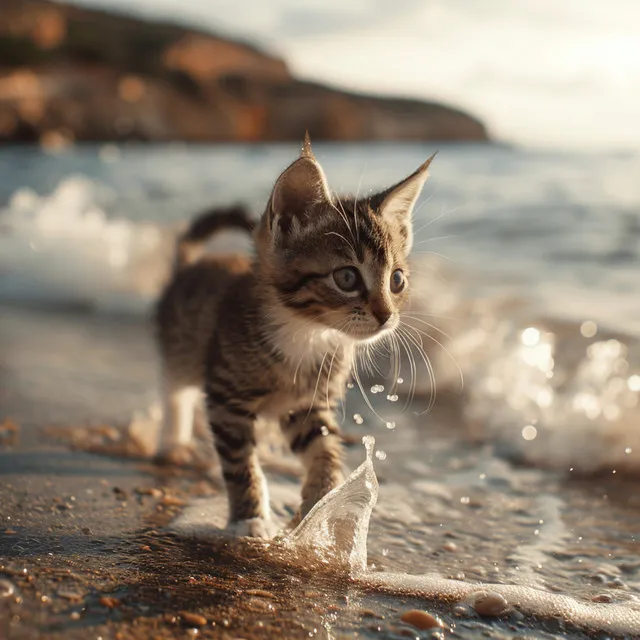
[346,320,398,343]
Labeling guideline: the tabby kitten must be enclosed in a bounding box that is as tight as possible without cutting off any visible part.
[155,136,434,538]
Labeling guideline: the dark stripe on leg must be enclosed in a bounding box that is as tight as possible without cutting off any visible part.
[291,423,340,453]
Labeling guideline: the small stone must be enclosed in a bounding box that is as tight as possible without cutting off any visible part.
[400,610,444,630]
[70,611,81,621]
[161,495,186,507]
[99,596,119,608]
[4,529,17,535]
[0,579,16,598]
[135,487,163,498]
[58,589,83,601]
[361,609,383,619]
[468,590,510,617]
[607,577,626,589]
[442,541,458,552]
[592,594,612,603]
[180,611,207,628]
[452,603,475,618]
[112,487,127,500]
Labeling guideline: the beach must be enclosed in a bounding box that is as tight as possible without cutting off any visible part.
[2,143,640,638]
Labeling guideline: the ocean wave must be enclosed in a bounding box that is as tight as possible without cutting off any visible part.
[2,174,638,475]
[0,175,175,314]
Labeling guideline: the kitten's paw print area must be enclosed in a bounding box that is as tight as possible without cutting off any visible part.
[226,517,278,540]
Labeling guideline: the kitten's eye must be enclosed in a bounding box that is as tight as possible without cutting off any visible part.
[390,269,406,293]
[333,267,361,292]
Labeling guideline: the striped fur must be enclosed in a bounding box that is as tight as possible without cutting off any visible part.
[155,137,434,537]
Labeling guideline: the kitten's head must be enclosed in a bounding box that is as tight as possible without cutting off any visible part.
[256,134,434,343]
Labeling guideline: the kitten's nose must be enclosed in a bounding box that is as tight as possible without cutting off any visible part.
[371,304,392,327]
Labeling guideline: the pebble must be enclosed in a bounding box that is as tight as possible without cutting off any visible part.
[99,596,119,608]
[592,593,613,603]
[58,589,83,601]
[607,577,626,589]
[161,495,186,507]
[135,487,163,498]
[468,590,510,617]
[442,541,458,552]
[0,579,16,598]
[400,609,444,630]
[452,603,475,618]
[180,611,207,628]
[112,487,127,500]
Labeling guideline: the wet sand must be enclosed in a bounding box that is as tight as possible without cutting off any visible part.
[2,303,640,639]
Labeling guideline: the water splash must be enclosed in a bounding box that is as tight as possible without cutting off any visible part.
[288,435,378,575]
[285,435,640,636]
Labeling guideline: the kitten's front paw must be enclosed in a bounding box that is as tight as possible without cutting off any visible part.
[226,517,277,540]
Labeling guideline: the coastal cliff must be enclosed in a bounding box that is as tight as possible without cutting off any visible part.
[0,0,489,144]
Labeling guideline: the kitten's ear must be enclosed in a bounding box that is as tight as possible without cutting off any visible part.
[373,153,437,253]
[268,133,332,234]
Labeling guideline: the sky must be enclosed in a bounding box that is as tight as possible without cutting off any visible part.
[69,0,640,150]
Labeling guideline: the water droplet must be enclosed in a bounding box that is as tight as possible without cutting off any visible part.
[479,473,486,480]
[375,450,387,461]
[522,425,537,441]
[370,384,384,394]
[320,425,329,436]
[385,421,396,430]
[625,447,633,455]
[627,375,640,392]
[397,377,404,384]
[353,414,364,425]
[580,320,598,338]
[346,382,354,389]
[521,327,540,347]
[534,529,540,535]
[386,394,399,402]
[362,435,375,461]
[460,496,470,505]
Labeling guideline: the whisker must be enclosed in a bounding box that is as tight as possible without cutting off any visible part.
[402,321,464,393]
[401,314,451,339]
[399,324,438,415]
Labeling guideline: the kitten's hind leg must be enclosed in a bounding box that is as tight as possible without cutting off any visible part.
[155,374,200,466]
[281,408,345,520]
[206,396,274,539]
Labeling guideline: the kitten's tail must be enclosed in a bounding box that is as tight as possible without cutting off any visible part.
[174,204,255,270]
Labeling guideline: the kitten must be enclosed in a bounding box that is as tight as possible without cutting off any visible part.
[155,135,434,538]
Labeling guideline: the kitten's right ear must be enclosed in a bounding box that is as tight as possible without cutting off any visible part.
[267,134,332,234]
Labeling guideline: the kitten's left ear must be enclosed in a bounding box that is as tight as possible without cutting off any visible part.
[373,153,437,253]
[267,132,333,236]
